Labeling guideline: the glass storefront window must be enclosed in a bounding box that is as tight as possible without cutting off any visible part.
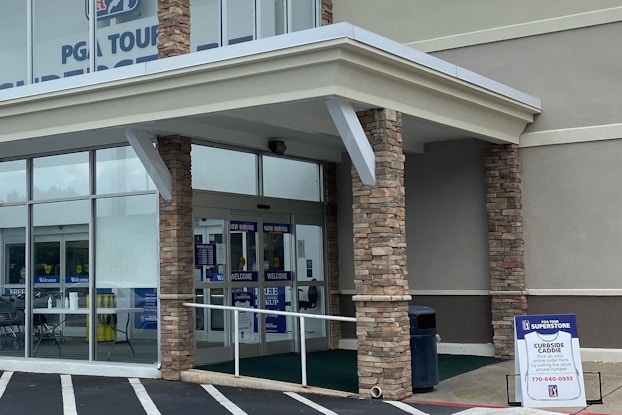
[258,0,286,39]
[96,147,155,194]
[32,200,90,360]
[33,0,89,84]
[225,0,255,45]
[0,3,27,90]
[33,152,90,200]
[95,1,159,71]
[191,0,222,51]
[96,194,158,363]
[192,145,258,195]
[263,156,321,201]
[291,0,317,32]
[0,205,26,357]
[0,160,27,203]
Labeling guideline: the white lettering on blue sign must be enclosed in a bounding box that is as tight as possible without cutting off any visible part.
[265,271,291,281]
[230,221,257,232]
[263,223,290,233]
[231,272,258,282]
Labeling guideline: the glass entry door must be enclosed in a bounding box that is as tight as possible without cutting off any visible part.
[193,207,323,365]
[33,230,89,338]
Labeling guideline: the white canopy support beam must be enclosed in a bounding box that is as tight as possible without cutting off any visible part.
[325,99,375,186]
[126,128,173,200]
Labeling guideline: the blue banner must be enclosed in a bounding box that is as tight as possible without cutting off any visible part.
[263,223,291,233]
[134,288,157,330]
[230,221,257,232]
[35,276,61,284]
[231,271,258,282]
[515,314,578,339]
[264,287,286,334]
[265,271,292,281]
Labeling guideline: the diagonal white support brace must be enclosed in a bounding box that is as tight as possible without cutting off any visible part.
[325,99,375,185]
[126,129,173,200]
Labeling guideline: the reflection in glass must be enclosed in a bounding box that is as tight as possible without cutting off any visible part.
[225,0,255,45]
[192,145,258,195]
[95,0,159,71]
[291,0,317,32]
[191,0,221,51]
[0,160,27,203]
[258,0,286,38]
[33,0,89,84]
[33,152,90,200]
[0,3,27,90]
[263,156,321,201]
[96,147,155,194]
[96,194,158,363]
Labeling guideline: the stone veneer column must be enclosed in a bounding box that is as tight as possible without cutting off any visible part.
[157,1,194,381]
[353,109,411,400]
[325,162,341,349]
[158,0,191,58]
[158,136,195,380]
[321,0,333,26]
[485,144,528,359]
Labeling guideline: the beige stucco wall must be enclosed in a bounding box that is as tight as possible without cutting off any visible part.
[521,139,622,290]
[433,22,622,134]
[337,139,489,292]
[405,139,489,291]
[333,0,622,44]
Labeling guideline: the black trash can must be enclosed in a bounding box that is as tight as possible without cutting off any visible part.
[408,305,439,391]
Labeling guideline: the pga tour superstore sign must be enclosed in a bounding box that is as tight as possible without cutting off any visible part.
[1,0,157,90]
[514,314,586,408]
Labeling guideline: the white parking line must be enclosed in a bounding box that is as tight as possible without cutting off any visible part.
[202,384,248,415]
[284,392,339,415]
[385,400,430,414]
[129,378,162,415]
[0,371,13,400]
[61,375,77,415]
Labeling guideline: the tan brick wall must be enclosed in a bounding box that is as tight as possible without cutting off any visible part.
[485,144,527,359]
[352,109,412,400]
[158,135,195,380]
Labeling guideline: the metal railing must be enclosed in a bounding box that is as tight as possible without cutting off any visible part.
[184,302,356,387]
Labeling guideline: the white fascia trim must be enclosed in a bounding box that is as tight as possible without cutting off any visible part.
[325,99,375,185]
[527,289,622,296]
[126,129,173,201]
[339,289,490,296]
[0,23,540,112]
[409,6,622,53]
[520,123,622,148]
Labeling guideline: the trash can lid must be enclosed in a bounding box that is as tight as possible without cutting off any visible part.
[408,305,435,316]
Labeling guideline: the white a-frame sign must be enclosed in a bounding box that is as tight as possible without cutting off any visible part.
[514,314,586,408]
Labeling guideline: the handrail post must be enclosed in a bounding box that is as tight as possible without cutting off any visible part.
[300,316,307,387]
[234,309,240,377]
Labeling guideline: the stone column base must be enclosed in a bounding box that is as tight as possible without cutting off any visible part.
[354,295,412,400]
[159,294,196,380]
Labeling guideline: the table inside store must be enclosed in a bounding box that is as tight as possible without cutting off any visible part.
[32,307,143,359]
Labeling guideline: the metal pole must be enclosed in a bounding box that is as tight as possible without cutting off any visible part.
[300,316,307,387]
[234,310,240,377]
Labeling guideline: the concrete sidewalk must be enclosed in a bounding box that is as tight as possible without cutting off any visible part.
[406,360,622,415]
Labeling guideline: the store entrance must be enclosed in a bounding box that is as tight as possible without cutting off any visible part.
[193,200,327,365]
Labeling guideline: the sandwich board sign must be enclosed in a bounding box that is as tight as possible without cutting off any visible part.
[514,314,586,408]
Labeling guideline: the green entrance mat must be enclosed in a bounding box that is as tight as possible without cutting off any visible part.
[197,350,504,393]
